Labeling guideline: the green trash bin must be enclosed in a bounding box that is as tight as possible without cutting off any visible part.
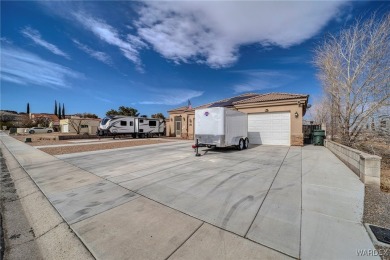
[313,130,325,146]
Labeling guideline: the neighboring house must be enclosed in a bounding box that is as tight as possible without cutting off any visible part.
[30,113,60,129]
[60,117,100,134]
[167,92,309,146]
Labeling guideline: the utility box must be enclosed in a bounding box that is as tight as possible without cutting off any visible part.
[194,107,249,150]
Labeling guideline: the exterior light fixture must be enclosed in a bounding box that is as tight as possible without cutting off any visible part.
[265,109,269,112]
[170,118,173,121]
[295,112,299,118]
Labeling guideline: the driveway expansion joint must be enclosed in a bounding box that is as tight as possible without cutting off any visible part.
[165,222,204,260]
[244,146,291,237]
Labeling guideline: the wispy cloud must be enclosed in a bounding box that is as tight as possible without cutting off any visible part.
[72,12,145,71]
[1,37,12,44]
[21,27,70,59]
[232,70,297,93]
[1,46,82,89]
[72,39,113,66]
[139,88,203,105]
[135,1,347,68]
[94,96,112,103]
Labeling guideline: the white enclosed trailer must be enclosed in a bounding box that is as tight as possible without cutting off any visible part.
[194,107,249,150]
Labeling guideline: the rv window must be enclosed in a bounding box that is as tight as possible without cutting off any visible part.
[120,121,127,126]
[149,121,157,127]
[101,118,110,125]
[130,121,133,126]
[139,119,144,123]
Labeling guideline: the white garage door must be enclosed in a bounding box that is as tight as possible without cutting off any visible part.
[248,112,290,145]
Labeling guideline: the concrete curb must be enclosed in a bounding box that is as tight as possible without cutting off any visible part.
[0,142,95,260]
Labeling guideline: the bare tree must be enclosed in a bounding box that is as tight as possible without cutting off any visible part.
[35,117,51,127]
[69,118,85,134]
[309,97,331,126]
[314,13,390,145]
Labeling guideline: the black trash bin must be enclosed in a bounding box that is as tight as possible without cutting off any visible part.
[313,130,325,146]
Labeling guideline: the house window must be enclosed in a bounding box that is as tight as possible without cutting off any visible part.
[120,121,127,126]
[129,121,133,126]
[139,119,144,123]
[149,121,157,127]
[380,120,386,128]
[81,125,88,128]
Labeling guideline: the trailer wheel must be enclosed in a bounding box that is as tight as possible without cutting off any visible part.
[244,138,249,149]
[237,138,244,150]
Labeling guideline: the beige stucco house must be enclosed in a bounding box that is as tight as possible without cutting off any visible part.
[60,117,100,134]
[167,92,309,146]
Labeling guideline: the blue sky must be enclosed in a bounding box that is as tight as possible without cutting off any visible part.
[1,1,389,118]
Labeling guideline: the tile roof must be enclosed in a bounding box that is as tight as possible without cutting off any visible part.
[167,106,189,112]
[233,92,309,105]
[31,113,60,121]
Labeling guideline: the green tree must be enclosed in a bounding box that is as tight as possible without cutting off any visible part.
[62,104,65,119]
[106,106,140,117]
[54,100,57,117]
[27,103,30,114]
[74,113,99,119]
[151,113,166,119]
[58,102,62,119]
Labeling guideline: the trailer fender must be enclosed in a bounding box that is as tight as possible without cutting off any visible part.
[232,136,243,146]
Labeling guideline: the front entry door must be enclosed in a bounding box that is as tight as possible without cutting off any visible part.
[175,121,182,137]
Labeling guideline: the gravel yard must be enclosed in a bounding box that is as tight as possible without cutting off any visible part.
[38,139,169,155]
[10,133,172,155]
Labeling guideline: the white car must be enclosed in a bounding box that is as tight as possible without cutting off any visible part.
[28,127,54,134]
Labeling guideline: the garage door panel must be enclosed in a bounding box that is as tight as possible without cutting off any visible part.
[248,112,290,146]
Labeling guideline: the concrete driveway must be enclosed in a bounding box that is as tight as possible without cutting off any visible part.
[1,135,378,259]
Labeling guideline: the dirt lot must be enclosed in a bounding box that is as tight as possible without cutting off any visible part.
[10,133,171,155]
[39,139,169,155]
[352,135,390,192]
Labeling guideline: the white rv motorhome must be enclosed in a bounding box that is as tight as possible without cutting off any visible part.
[194,107,249,150]
[99,116,165,138]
